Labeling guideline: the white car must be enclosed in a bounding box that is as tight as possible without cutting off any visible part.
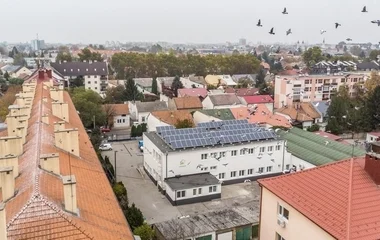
[99,143,112,151]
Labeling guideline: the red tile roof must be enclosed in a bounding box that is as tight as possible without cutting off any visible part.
[314,131,342,141]
[3,71,133,239]
[259,158,380,240]
[177,88,208,98]
[368,131,380,137]
[173,96,203,110]
[243,95,274,104]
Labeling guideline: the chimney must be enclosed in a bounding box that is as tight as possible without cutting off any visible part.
[42,114,49,124]
[16,127,26,144]
[50,87,64,102]
[0,136,23,157]
[46,69,52,78]
[40,153,60,175]
[54,128,79,157]
[0,155,18,178]
[6,114,28,136]
[53,121,66,131]
[52,102,69,122]
[0,167,15,201]
[365,153,380,185]
[8,105,30,118]
[38,70,44,80]
[0,203,5,240]
[62,175,77,214]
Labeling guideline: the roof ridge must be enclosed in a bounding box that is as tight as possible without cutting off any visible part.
[346,158,355,240]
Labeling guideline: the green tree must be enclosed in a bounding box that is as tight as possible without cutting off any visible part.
[124,78,143,101]
[8,78,24,85]
[255,68,266,88]
[8,47,19,58]
[78,48,103,62]
[70,87,106,128]
[126,203,144,231]
[368,86,380,129]
[104,85,126,103]
[131,125,137,137]
[136,124,143,136]
[175,119,193,129]
[359,51,366,59]
[56,46,73,62]
[133,223,155,240]
[98,45,105,50]
[302,47,325,67]
[151,77,158,95]
[307,124,320,132]
[141,123,147,133]
[3,71,10,80]
[171,76,184,97]
[13,54,26,66]
[113,182,128,211]
[369,50,380,61]
[350,46,362,56]
[150,44,162,53]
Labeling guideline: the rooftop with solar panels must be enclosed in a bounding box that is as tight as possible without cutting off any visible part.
[146,119,279,151]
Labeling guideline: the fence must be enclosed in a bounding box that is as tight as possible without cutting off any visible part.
[106,134,143,142]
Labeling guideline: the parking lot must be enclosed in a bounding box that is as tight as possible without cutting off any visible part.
[101,140,261,224]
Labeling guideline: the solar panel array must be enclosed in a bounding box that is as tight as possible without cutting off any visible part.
[156,119,278,149]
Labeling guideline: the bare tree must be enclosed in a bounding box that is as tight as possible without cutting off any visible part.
[103,104,116,127]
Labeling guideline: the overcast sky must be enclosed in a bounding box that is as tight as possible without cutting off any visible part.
[2,0,380,44]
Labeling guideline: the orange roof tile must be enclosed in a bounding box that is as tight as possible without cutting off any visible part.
[276,102,320,122]
[103,104,129,115]
[173,96,202,110]
[259,158,380,240]
[230,105,291,128]
[3,71,133,239]
[151,110,194,126]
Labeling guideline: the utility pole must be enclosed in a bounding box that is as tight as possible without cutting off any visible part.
[114,150,118,182]
[93,115,96,130]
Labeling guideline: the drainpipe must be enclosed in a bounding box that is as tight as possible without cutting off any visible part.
[282,140,287,172]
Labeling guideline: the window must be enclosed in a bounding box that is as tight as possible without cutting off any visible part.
[268,146,273,152]
[210,152,218,158]
[259,147,265,153]
[275,145,281,151]
[201,167,208,171]
[248,148,254,154]
[87,81,90,84]
[267,166,273,172]
[276,233,286,240]
[240,149,246,155]
[341,78,345,83]
[248,169,253,175]
[354,78,358,82]
[95,87,97,90]
[231,171,237,177]
[210,166,217,170]
[94,75,98,78]
[141,116,146,122]
[231,150,237,156]
[304,79,310,84]
[123,119,125,123]
[220,152,226,158]
[94,81,97,84]
[218,173,225,179]
[86,68,88,71]
[198,188,202,194]
[239,170,245,176]
[258,167,264,173]
[278,204,289,220]
[209,186,217,193]
[88,75,91,78]
[201,153,208,160]
[193,189,197,195]
[318,79,323,84]
[177,190,186,198]
[317,86,322,91]
[285,164,290,170]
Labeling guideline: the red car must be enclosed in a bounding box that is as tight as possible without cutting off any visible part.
[100,126,111,133]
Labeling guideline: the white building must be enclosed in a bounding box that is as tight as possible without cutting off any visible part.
[128,101,168,125]
[143,119,290,205]
[182,75,207,89]
[0,56,14,64]
[202,94,244,109]
[103,104,130,128]
[31,39,45,51]
[366,132,380,143]
[51,61,108,94]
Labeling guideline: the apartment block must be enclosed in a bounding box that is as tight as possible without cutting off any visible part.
[274,73,366,109]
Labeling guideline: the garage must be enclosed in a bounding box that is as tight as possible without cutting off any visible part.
[217,231,232,240]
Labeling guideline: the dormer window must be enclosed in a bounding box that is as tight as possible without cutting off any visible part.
[78,69,80,72]
[64,69,66,72]
[86,68,88,71]
[71,69,73,72]
[94,68,97,71]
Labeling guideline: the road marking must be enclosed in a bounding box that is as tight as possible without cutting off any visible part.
[123,144,132,156]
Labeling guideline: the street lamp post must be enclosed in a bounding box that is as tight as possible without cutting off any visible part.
[114,150,118,182]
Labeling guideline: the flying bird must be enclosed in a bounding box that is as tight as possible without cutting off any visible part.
[222,163,229,167]
[196,164,203,169]
[325,141,330,146]
[169,170,175,174]
[320,30,327,35]
[362,6,368,13]
[257,19,263,27]
[354,106,362,110]
[282,7,288,14]
[335,23,341,29]
[286,29,292,36]
[346,38,352,41]
[215,156,221,161]
[342,115,347,119]
[314,102,320,107]
[371,20,380,26]
[269,28,275,35]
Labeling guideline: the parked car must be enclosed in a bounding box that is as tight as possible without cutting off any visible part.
[100,126,111,133]
[99,143,112,151]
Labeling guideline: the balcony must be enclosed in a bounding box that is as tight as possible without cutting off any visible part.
[100,80,108,86]
[100,76,107,80]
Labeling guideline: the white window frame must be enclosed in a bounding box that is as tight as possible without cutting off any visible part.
[210,166,217,170]
[258,167,264,173]
[240,149,245,155]
[248,148,254,154]
[201,153,208,160]
[276,145,281,151]
[209,186,217,193]
[259,147,265,153]
[268,146,273,152]
[231,171,236,177]
[248,169,253,175]
[177,190,186,198]
[218,173,225,179]
[193,189,197,196]
[239,170,245,176]
[278,204,289,220]
[267,166,273,172]
[231,150,237,156]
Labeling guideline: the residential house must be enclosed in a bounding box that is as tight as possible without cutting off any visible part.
[182,75,207,89]
[134,78,153,93]
[357,61,380,71]
[205,75,221,87]
[311,60,357,74]
[241,95,274,112]
[231,74,256,85]
[275,102,322,130]
[24,57,56,68]
[1,65,32,78]
[260,62,270,74]
[277,127,364,170]
[143,119,290,205]
[0,68,134,239]
[202,94,244,109]
[258,153,380,240]
[51,61,108,94]
[169,96,203,111]
[157,77,175,93]
[147,110,193,132]
[225,87,259,96]
[366,131,380,142]
[103,104,130,128]
[0,56,14,64]
[193,109,235,125]
[129,100,168,125]
[230,106,291,129]
[208,89,225,95]
[274,72,367,109]
[312,101,330,130]
[219,75,237,86]
[154,206,259,240]
[177,88,208,99]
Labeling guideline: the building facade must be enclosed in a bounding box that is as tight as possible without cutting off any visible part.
[274,73,366,109]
